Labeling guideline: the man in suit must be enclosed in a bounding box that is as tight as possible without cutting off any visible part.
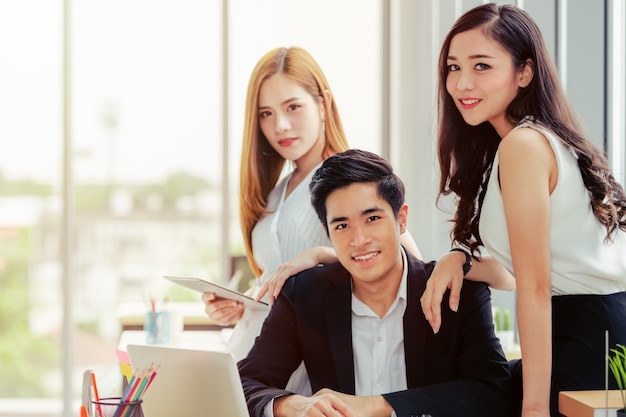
[238,149,511,417]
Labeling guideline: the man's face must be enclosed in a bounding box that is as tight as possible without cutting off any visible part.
[325,182,407,287]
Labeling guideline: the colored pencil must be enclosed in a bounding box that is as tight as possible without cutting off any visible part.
[90,372,103,417]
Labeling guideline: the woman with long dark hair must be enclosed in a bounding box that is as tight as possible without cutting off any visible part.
[422,4,626,416]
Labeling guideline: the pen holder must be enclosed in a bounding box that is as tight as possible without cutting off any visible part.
[143,311,171,345]
[92,397,143,417]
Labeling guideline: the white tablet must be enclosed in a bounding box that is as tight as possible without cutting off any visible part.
[164,275,269,311]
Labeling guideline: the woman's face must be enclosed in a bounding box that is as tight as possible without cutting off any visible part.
[445,28,529,138]
[258,73,325,169]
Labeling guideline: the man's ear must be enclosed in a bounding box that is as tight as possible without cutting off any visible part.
[398,204,409,234]
[518,59,534,88]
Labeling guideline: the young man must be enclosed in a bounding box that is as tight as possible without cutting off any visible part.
[238,149,511,417]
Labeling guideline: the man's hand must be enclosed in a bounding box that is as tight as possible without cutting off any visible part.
[312,389,393,417]
[274,393,355,417]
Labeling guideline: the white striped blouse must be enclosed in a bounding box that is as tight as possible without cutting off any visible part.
[226,163,330,395]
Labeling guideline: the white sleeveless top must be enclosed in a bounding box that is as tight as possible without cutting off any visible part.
[479,118,626,296]
[226,163,330,395]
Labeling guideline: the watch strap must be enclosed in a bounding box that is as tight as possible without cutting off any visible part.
[449,247,472,276]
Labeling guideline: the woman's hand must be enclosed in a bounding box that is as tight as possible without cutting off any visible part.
[256,246,337,306]
[420,250,467,333]
[421,251,515,333]
[202,292,244,326]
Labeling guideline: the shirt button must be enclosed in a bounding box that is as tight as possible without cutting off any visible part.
[375,376,382,384]
[376,336,382,342]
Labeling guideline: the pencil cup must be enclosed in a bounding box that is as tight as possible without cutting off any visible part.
[143,311,171,345]
[92,397,143,417]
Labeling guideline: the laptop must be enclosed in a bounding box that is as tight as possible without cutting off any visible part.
[126,344,250,417]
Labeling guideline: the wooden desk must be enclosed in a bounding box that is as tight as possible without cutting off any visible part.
[559,390,624,417]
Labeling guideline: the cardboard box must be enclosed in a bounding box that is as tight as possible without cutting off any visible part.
[559,390,624,417]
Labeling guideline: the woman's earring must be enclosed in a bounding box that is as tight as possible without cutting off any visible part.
[322,119,326,134]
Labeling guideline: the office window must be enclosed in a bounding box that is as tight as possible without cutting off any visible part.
[0,0,223,412]
[70,0,223,399]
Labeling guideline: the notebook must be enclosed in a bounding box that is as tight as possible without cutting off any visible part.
[126,344,250,417]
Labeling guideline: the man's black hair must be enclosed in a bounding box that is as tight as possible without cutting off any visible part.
[309,149,405,228]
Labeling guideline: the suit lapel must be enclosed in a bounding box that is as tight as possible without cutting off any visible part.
[325,272,356,394]
[403,255,429,387]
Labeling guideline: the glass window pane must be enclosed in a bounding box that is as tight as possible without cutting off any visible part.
[71,0,223,399]
[0,1,222,411]
[0,0,63,404]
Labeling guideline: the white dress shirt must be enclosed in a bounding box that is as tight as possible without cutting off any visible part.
[352,248,408,395]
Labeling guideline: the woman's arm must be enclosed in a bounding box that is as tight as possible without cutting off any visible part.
[499,128,556,417]
[255,246,337,305]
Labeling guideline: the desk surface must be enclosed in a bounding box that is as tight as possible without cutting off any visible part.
[118,329,231,352]
[559,390,624,416]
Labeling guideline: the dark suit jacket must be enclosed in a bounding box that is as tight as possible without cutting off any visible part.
[238,251,511,417]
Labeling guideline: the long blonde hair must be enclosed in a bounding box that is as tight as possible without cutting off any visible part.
[240,47,349,276]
